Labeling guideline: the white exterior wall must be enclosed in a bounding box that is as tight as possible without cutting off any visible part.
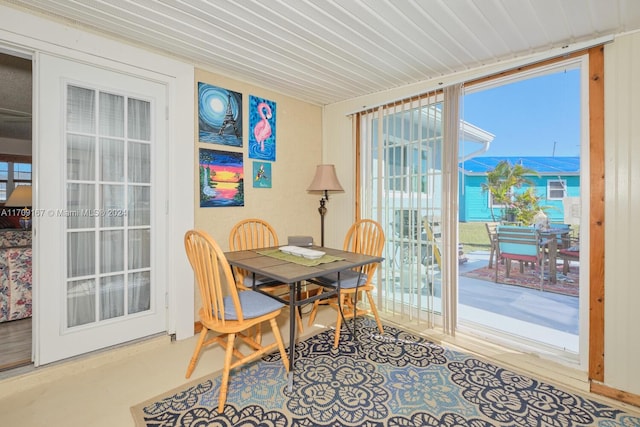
[604,31,640,395]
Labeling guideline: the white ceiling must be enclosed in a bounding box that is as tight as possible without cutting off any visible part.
[5,0,640,108]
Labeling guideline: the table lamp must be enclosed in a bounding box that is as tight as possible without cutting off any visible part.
[307,164,344,247]
[5,185,32,230]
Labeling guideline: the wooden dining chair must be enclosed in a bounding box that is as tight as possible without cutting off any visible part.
[229,218,280,290]
[229,218,303,333]
[307,219,385,347]
[184,229,289,412]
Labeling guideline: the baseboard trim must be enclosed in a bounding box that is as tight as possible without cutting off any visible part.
[591,381,640,408]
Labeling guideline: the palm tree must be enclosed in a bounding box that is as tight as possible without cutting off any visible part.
[481,160,538,222]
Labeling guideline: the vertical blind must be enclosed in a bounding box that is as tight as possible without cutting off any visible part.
[357,85,461,330]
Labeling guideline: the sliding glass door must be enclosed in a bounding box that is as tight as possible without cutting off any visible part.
[358,56,588,364]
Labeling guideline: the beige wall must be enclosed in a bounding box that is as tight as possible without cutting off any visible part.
[604,31,640,395]
[193,69,323,314]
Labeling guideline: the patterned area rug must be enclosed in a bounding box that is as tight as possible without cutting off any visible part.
[461,262,579,296]
[131,318,638,426]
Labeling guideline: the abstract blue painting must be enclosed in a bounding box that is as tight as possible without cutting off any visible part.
[248,95,276,161]
[198,82,243,147]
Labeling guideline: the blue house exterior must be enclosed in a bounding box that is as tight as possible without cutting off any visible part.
[459,156,580,223]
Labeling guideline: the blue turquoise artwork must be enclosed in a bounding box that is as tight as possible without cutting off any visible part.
[248,95,276,161]
[199,148,244,207]
[252,161,272,188]
[198,82,243,147]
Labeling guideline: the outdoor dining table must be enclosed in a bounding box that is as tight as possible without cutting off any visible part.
[224,245,384,391]
[539,227,572,283]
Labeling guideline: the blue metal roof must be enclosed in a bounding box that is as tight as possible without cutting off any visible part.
[460,156,580,175]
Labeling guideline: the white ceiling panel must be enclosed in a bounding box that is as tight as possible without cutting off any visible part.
[3,0,640,106]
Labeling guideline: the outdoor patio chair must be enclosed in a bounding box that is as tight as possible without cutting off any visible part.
[495,225,546,290]
[184,229,289,412]
[557,237,580,274]
[485,222,499,268]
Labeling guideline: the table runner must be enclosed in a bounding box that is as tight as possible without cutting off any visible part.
[256,248,344,266]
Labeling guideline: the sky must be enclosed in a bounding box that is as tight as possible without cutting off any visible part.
[461,68,581,158]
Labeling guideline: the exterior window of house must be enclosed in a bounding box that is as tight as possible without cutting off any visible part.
[489,192,504,207]
[0,161,32,202]
[487,183,513,207]
[547,180,566,200]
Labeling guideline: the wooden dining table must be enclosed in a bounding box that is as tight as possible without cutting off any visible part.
[225,245,383,391]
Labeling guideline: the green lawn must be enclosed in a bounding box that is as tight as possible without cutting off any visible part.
[459,222,491,253]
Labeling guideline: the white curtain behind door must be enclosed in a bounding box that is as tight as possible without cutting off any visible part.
[66,84,151,327]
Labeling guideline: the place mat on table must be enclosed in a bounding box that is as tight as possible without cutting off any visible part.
[256,248,345,266]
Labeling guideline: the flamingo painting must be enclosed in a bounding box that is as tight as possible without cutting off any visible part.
[249,95,276,161]
[253,102,272,151]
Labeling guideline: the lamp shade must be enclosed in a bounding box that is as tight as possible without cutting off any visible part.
[307,164,344,192]
[5,185,32,207]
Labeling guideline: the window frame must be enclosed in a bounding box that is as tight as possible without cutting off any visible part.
[547,179,567,200]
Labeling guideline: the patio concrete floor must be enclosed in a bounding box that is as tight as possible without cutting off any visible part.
[458,250,579,353]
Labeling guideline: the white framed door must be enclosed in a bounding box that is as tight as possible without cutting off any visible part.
[35,53,168,365]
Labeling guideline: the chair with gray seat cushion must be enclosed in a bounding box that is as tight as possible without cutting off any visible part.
[184,229,289,412]
[229,218,303,333]
[307,219,385,347]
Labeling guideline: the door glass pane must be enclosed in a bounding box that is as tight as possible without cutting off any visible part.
[67,183,95,229]
[100,184,125,227]
[100,230,124,273]
[67,279,95,327]
[128,142,151,183]
[100,138,124,182]
[99,92,124,137]
[128,271,151,314]
[67,86,95,133]
[128,229,150,270]
[128,185,150,226]
[128,98,151,141]
[67,135,95,181]
[100,275,125,320]
[67,231,95,277]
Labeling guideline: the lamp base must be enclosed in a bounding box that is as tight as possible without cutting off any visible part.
[318,197,327,247]
[19,217,32,230]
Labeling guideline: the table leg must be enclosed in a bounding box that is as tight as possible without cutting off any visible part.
[287,281,298,392]
[548,239,557,284]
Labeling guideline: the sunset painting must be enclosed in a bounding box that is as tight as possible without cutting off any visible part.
[199,148,244,207]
